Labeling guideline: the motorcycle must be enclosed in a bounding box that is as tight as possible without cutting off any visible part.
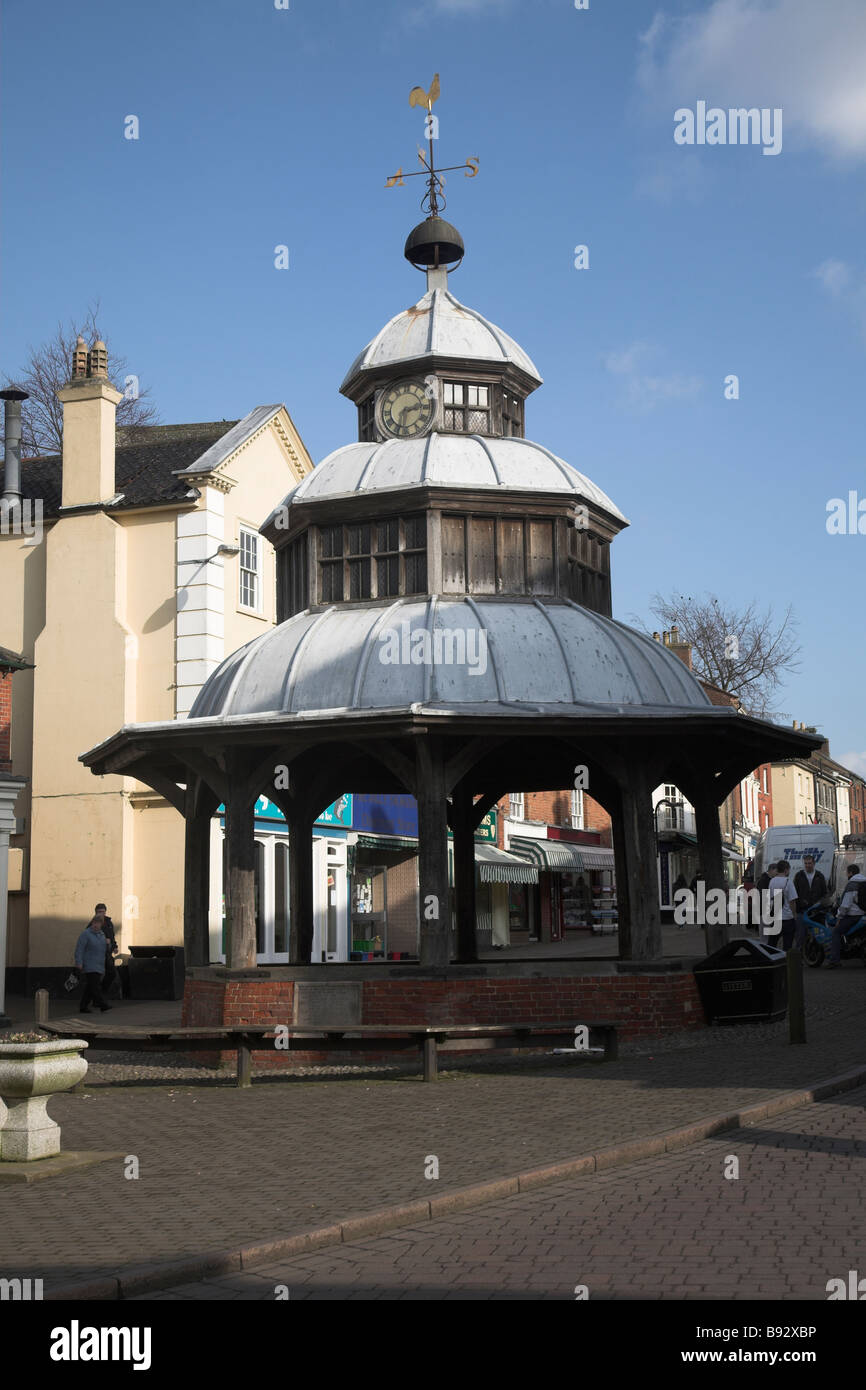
[801,902,866,968]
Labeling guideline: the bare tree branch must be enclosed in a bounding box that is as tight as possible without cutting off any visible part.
[631,592,801,721]
[3,301,160,457]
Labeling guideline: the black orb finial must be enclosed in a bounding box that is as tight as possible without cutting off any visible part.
[404,216,465,272]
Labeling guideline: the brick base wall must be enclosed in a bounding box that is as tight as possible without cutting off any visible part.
[182,970,704,1071]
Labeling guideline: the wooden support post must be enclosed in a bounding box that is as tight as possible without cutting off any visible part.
[237,1037,252,1088]
[416,745,451,968]
[787,949,806,1044]
[694,786,728,956]
[423,1034,438,1082]
[224,796,257,969]
[34,988,49,1027]
[615,765,663,961]
[288,806,315,964]
[183,804,211,968]
[451,790,478,964]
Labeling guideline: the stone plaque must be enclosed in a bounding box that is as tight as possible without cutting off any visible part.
[294,983,362,1026]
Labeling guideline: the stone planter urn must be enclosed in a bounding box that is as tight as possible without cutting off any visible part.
[0,1038,89,1161]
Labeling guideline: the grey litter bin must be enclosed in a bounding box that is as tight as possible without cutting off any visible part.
[693,937,787,1024]
[127,946,185,1001]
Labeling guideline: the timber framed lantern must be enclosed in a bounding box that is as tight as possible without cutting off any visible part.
[80,77,822,1023]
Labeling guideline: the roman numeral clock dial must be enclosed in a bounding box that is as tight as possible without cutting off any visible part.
[378,378,435,439]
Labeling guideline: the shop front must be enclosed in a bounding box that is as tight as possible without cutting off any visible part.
[217,794,352,963]
[349,794,536,956]
[507,830,617,942]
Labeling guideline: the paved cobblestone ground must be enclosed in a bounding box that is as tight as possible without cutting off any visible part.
[144,1086,866,1300]
[1,965,863,1292]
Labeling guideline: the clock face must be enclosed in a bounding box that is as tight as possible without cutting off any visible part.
[379,378,435,439]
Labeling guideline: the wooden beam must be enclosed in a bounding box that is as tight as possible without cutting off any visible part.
[693,785,728,955]
[614,761,663,961]
[135,766,185,815]
[183,797,211,968]
[416,742,450,968]
[181,749,229,806]
[224,794,257,969]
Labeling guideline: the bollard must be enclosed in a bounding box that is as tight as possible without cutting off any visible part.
[787,948,806,1044]
[35,988,49,1027]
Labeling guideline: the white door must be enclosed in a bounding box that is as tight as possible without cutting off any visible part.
[312,838,348,962]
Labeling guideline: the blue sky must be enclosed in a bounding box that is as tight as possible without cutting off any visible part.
[2,0,865,772]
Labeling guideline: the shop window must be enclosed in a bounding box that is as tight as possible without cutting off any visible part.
[351,863,387,958]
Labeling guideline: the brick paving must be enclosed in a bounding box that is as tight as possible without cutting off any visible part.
[0,965,863,1294]
[145,1086,866,1300]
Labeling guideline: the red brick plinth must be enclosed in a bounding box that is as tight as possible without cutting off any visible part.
[182,962,705,1071]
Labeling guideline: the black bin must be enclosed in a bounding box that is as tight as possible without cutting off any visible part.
[693,937,787,1024]
[127,946,185,1001]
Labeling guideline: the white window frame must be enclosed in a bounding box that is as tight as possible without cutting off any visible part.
[238,525,263,614]
[570,788,584,830]
[509,792,525,821]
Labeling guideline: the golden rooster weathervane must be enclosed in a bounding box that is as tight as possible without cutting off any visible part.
[385,73,479,217]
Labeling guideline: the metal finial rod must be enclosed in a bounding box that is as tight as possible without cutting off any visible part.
[385,74,479,213]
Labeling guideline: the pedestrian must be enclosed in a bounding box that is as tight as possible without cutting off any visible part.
[756,861,776,895]
[95,901,120,999]
[826,864,866,969]
[767,861,798,949]
[73,916,113,1014]
[792,855,828,950]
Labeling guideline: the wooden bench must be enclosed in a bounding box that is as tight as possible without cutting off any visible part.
[37,1020,622,1086]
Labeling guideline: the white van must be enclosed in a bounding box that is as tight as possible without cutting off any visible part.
[752,824,837,888]
[831,847,866,901]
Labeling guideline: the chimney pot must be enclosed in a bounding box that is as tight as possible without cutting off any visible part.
[72,336,88,379]
[87,339,108,379]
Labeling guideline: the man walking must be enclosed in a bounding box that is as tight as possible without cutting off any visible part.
[793,854,828,950]
[96,902,119,999]
[73,916,113,1014]
[827,864,866,968]
[755,862,776,935]
[767,860,798,949]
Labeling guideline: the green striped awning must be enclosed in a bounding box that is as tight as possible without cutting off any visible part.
[446,843,539,885]
[508,837,615,873]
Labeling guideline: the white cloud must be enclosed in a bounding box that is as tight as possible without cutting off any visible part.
[603,341,702,410]
[639,0,866,161]
[838,751,866,780]
[813,258,866,340]
[814,259,852,297]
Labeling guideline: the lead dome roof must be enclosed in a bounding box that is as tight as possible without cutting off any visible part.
[189,598,708,720]
[263,434,628,528]
[340,285,542,396]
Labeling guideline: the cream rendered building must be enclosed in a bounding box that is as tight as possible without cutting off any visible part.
[770,762,816,827]
[0,340,312,987]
